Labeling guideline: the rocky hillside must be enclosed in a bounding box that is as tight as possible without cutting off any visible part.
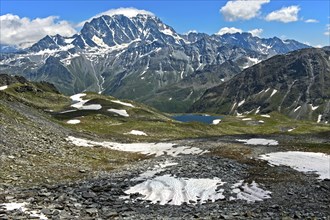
[0,13,309,112]
[191,48,330,123]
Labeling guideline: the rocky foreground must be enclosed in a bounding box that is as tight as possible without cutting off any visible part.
[1,134,329,219]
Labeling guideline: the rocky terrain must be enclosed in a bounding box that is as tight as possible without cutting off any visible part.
[191,48,330,122]
[0,74,330,219]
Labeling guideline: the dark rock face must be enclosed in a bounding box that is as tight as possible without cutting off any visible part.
[0,74,28,86]
[191,48,330,122]
[0,14,310,112]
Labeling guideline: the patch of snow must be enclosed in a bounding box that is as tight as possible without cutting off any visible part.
[70,93,86,102]
[221,78,225,82]
[309,104,319,111]
[133,161,178,181]
[287,128,295,132]
[212,119,221,125]
[265,88,270,93]
[80,104,102,110]
[258,120,265,123]
[261,114,271,118]
[0,202,48,219]
[294,106,301,112]
[238,99,245,107]
[67,136,207,157]
[125,130,147,136]
[270,89,277,97]
[124,175,225,205]
[169,97,172,101]
[67,119,81,124]
[242,118,252,121]
[230,180,271,203]
[237,138,278,146]
[111,100,135,107]
[255,106,261,114]
[59,109,77,114]
[0,85,8,90]
[317,114,322,123]
[108,108,129,117]
[259,151,330,180]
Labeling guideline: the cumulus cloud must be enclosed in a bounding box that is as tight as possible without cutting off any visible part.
[324,24,330,36]
[265,5,300,23]
[0,14,77,48]
[248,28,263,37]
[304,19,319,23]
[220,0,270,21]
[78,7,154,27]
[216,27,263,37]
[216,27,243,35]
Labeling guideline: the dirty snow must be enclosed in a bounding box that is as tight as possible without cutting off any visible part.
[108,108,129,117]
[230,180,271,203]
[125,130,147,136]
[111,100,135,107]
[133,161,178,181]
[67,119,81,124]
[237,138,278,145]
[0,202,48,219]
[0,85,8,90]
[259,151,330,180]
[66,136,207,157]
[124,175,225,205]
[212,119,221,125]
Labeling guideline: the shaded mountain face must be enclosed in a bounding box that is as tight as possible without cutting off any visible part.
[0,13,309,112]
[191,48,330,123]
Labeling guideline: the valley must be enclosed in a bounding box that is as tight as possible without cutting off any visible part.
[0,75,329,219]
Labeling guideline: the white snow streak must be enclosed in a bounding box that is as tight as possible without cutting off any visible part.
[237,138,278,145]
[108,108,129,117]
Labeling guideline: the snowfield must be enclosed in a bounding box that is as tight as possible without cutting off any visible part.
[66,136,207,157]
[259,151,330,180]
[237,138,278,145]
[124,175,226,205]
[107,109,129,117]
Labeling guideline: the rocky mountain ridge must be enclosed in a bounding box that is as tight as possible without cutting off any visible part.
[0,13,309,112]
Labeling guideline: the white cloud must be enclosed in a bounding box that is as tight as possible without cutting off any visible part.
[304,19,319,23]
[248,28,263,37]
[0,14,77,48]
[324,24,330,36]
[265,5,300,23]
[220,0,270,21]
[78,7,154,27]
[216,27,243,35]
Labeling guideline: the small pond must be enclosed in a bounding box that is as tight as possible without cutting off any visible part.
[172,114,223,124]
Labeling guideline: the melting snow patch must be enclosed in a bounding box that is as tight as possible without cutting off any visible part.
[124,175,225,205]
[294,106,301,112]
[270,89,277,97]
[111,100,135,107]
[212,119,221,125]
[238,99,245,107]
[66,136,207,157]
[67,119,81,124]
[0,202,48,219]
[237,138,278,146]
[133,161,178,181]
[80,104,102,110]
[125,130,147,136]
[230,180,271,203]
[70,93,102,110]
[317,114,322,123]
[242,118,252,121]
[70,93,86,102]
[0,85,8,90]
[259,151,330,180]
[287,128,295,132]
[261,114,271,118]
[108,108,129,117]
[309,104,319,111]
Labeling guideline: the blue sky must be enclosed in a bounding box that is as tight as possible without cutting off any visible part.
[1,0,329,47]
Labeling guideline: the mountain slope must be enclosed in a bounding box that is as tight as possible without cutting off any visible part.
[0,13,310,112]
[191,48,330,123]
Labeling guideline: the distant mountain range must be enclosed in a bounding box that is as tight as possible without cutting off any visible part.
[191,48,330,123]
[0,13,310,112]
